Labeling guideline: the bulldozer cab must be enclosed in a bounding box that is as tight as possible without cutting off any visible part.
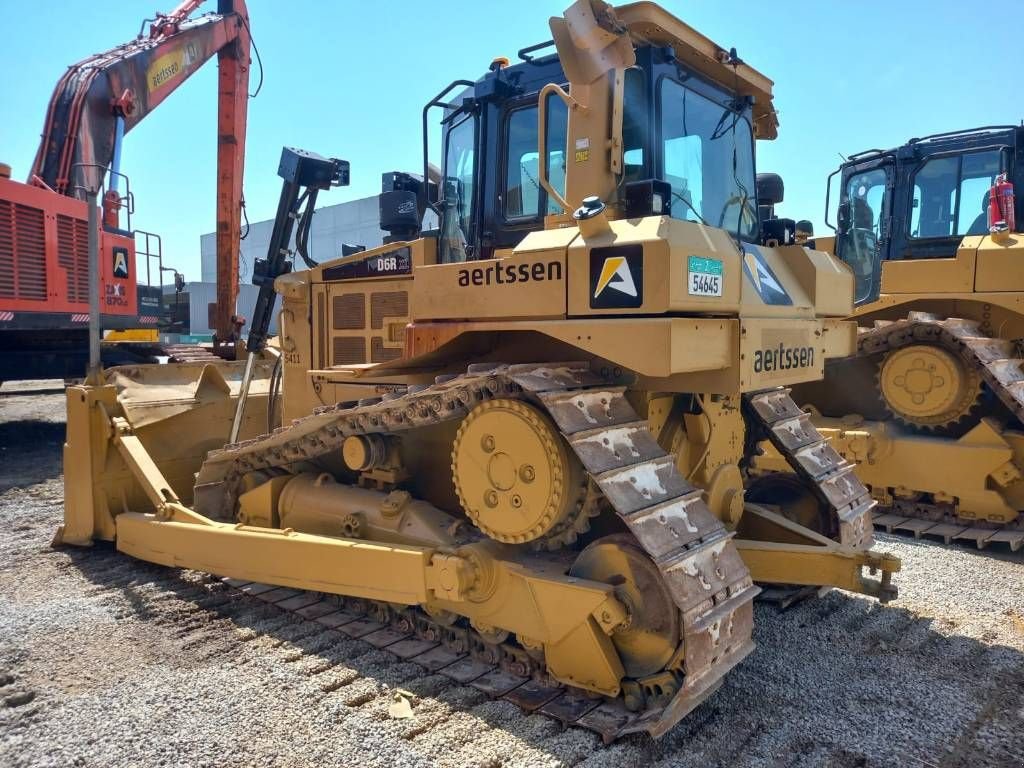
[830,125,1024,305]
[428,49,568,262]
[430,22,774,263]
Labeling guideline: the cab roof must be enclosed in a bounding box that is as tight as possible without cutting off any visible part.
[614,2,778,139]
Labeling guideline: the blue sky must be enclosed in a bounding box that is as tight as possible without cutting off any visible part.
[4,1,1020,282]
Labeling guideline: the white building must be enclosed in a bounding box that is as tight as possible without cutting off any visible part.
[182,192,435,337]
[181,191,436,337]
[163,281,269,339]
[199,193,413,283]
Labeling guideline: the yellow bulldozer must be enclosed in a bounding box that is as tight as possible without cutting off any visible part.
[57,0,900,742]
[757,126,1024,552]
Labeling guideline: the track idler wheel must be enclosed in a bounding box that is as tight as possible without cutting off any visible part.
[746,473,836,539]
[568,534,680,681]
[878,344,982,430]
[452,398,587,545]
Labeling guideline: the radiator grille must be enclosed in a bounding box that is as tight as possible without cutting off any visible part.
[56,214,89,303]
[0,201,47,300]
[370,291,408,329]
[332,336,366,366]
[371,337,402,363]
[333,294,366,330]
[317,293,326,368]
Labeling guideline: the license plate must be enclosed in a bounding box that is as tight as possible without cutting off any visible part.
[688,255,723,297]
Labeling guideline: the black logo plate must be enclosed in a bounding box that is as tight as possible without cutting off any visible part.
[590,244,643,309]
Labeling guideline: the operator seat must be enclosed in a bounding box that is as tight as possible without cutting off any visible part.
[966,190,990,235]
[849,198,877,264]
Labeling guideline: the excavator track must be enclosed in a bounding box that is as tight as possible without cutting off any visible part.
[831,313,1024,552]
[191,364,874,740]
[853,312,1024,550]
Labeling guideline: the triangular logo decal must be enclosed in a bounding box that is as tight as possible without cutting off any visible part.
[594,256,638,299]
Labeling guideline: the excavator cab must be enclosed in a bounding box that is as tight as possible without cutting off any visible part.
[829,126,1023,305]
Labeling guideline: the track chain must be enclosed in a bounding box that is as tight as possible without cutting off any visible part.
[743,389,875,548]
[858,312,1024,423]
[854,312,1024,546]
[193,362,758,741]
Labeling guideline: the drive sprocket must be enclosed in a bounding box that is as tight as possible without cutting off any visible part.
[451,398,590,547]
[877,343,983,431]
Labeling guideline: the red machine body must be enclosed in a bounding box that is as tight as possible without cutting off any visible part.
[988,173,1016,232]
[0,173,139,327]
[0,0,250,381]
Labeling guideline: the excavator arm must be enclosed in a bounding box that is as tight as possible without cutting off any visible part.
[29,0,250,342]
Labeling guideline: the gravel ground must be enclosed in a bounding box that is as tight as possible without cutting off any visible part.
[0,381,1022,767]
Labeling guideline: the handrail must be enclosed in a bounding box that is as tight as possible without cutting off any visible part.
[422,79,476,216]
[537,83,581,214]
[517,39,555,63]
[908,125,1018,145]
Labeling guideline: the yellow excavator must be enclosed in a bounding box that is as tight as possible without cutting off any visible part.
[757,127,1024,552]
[58,0,900,742]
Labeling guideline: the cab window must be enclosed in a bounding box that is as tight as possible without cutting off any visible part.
[502,96,568,220]
[909,149,1001,239]
[838,166,887,304]
[622,67,648,183]
[658,78,757,240]
[440,113,476,263]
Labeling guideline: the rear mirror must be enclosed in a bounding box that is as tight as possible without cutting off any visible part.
[756,173,784,206]
[837,201,851,234]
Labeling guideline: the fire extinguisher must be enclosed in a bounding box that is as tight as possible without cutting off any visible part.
[988,173,1016,233]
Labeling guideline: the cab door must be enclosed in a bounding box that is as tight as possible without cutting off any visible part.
[835,159,894,305]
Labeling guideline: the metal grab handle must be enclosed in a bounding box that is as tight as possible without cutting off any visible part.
[537,83,582,215]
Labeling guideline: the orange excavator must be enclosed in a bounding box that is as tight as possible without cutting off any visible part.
[0,0,250,381]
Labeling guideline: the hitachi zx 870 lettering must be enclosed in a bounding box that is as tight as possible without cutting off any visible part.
[60,0,900,742]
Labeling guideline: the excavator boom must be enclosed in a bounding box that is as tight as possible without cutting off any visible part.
[29,0,250,341]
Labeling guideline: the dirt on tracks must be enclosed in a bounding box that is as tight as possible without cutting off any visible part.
[0,382,1021,767]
